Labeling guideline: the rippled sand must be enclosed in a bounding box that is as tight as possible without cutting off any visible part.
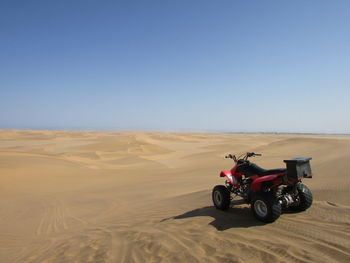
[0,130,349,262]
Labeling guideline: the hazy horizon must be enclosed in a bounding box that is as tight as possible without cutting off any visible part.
[1,126,349,135]
[1,1,350,133]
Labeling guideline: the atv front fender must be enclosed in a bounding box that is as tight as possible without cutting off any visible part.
[220,170,237,185]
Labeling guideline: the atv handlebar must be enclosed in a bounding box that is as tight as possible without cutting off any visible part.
[247,152,262,157]
[225,152,262,162]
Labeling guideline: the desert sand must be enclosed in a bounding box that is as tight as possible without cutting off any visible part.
[0,130,349,263]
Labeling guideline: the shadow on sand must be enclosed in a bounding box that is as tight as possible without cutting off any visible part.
[161,204,265,231]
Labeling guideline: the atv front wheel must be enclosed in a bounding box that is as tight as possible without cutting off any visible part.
[293,183,313,211]
[251,193,281,223]
[212,185,230,210]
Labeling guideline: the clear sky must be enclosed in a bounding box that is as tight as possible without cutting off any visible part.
[1,0,349,133]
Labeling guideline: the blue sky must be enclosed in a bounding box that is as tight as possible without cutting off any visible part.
[1,0,349,133]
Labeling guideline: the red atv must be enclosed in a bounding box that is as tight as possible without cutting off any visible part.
[212,152,313,222]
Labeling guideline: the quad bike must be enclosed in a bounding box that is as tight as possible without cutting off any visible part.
[212,152,313,223]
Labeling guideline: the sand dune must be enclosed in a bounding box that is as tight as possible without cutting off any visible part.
[0,130,349,262]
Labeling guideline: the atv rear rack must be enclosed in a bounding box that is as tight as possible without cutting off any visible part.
[284,158,312,179]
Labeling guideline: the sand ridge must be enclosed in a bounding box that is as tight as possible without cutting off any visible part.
[0,130,349,262]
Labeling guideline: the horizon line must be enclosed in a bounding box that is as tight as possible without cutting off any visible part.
[0,128,349,136]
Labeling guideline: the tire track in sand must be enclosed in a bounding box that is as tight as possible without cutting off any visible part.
[36,198,87,236]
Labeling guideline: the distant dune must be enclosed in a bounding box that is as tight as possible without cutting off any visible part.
[0,130,349,262]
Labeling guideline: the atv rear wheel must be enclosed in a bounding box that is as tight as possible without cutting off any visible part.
[251,193,281,223]
[212,185,230,210]
[293,183,313,211]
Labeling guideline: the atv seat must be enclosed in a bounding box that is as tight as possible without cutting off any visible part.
[243,162,287,177]
[258,168,287,176]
